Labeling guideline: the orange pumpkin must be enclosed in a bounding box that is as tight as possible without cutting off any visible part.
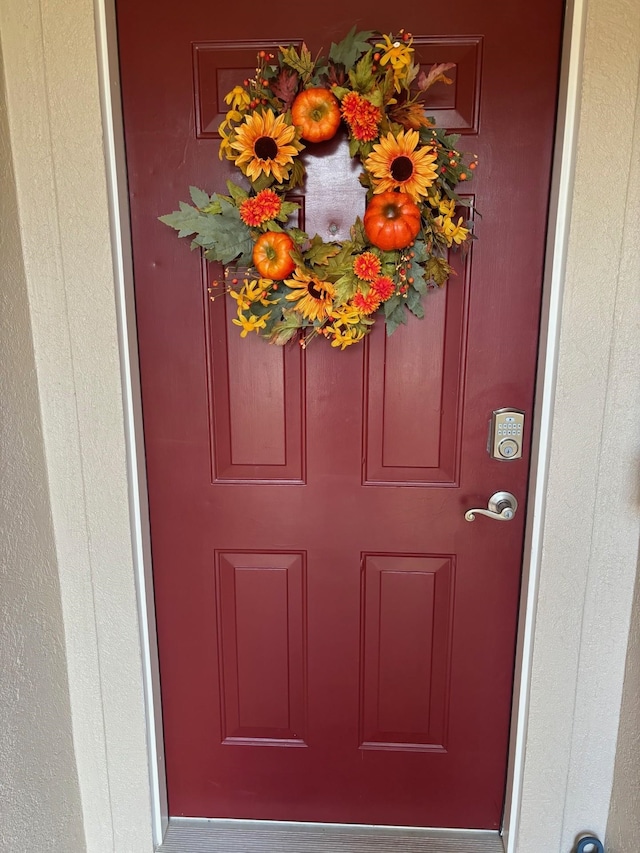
[291,88,341,143]
[363,191,422,251]
[252,231,296,280]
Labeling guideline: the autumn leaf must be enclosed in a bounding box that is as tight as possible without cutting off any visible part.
[279,43,315,81]
[417,62,456,92]
[272,69,299,109]
[269,310,304,345]
[424,256,454,286]
[389,101,433,130]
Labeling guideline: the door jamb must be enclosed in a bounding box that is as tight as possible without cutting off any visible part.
[92,1,586,847]
[500,0,586,849]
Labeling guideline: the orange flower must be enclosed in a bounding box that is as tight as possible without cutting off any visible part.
[240,189,282,226]
[341,92,382,142]
[371,276,395,301]
[352,290,381,315]
[353,252,381,281]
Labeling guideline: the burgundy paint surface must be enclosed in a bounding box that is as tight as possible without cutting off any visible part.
[116,0,563,828]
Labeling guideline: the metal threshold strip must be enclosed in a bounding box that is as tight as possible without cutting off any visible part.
[158,818,504,852]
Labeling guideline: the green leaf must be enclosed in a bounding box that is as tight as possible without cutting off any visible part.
[189,186,211,209]
[331,86,350,101]
[412,239,428,263]
[226,180,249,204]
[329,26,375,68]
[206,198,253,265]
[406,287,425,318]
[305,235,341,266]
[159,202,206,239]
[333,271,358,303]
[288,158,306,189]
[384,302,407,336]
[280,200,300,217]
[250,172,275,192]
[383,294,403,318]
[350,218,367,250]
[324,241,356,274]
[349,52,374,93]
[288,227,310,245]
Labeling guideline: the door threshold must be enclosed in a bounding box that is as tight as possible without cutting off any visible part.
[158,817,504,852]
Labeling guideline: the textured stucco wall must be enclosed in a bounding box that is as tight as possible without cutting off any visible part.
[0,44,86,853]
[0,0,638,851]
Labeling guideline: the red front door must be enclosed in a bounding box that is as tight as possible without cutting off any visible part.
[117,0,563,829]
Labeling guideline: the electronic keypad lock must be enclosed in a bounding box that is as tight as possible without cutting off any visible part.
[489,408,525,460]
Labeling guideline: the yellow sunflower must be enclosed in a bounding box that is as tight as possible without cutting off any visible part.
[364,129,438,201]
[229,109,303,183]
[285,269,336,322]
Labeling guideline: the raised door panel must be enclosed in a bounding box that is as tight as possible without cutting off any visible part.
[216,551,307,745]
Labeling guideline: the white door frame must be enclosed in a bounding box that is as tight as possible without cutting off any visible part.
[93,0,587,847]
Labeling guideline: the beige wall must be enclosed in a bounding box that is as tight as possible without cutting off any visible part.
[0,0,638,851]
[0,44,86,853]
[605,32,640,849]
[608,556,640,851]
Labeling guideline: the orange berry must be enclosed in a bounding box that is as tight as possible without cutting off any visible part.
[374,52,380,61]
[469,162,477,170]
[259,50,266,59]
[460,173,467,180]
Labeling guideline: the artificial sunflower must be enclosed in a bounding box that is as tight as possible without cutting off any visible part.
[229,109,303,183]
[365,129,438,201]
[285,269,336,321]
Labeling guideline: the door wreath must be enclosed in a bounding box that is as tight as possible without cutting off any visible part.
[161,28,476,348]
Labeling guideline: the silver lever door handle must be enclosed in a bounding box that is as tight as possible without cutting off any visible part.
[465,491,518,522]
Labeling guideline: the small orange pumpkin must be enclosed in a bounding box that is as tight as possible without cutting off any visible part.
[252,231,296,280]
[363,191,422,251]
[291,88,341,143]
